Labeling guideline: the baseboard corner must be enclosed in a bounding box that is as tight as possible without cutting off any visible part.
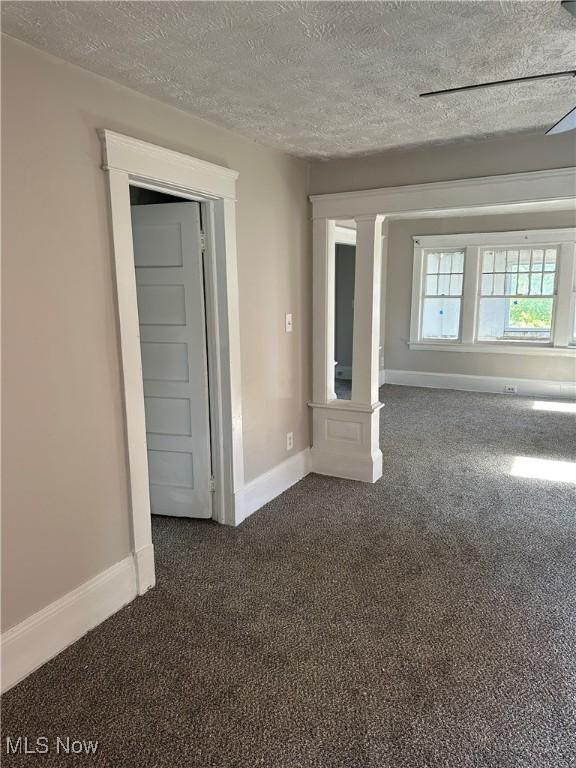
[134,544,155,595]
[1,554,140,694]
[238,447,311,525]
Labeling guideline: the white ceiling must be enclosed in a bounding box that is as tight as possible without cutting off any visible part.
[2,1,575,159]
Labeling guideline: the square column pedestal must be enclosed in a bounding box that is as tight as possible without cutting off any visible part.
[309,400,384,483]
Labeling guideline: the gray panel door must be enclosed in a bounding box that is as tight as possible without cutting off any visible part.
[131,202,212,518]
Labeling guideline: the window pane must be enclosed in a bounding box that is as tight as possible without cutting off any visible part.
[425,275,438,295]
[542,273,555,294]
[452,251,464,272]
[439,252,452,273]
[544,249,557,272]
[530,272,542,295]
[494,273,505,295]
[422,298,461,340]
[481,274,493,295]
[508,298,553,336]
[478,297,507,340]
[519,250,531,272]
[517,274,529,295]
[450,273,463,296]
[482,251,494,273]
[438,273,450,295]
[506,250,519,272]
[494,250,506,272]
[478,297,553,341]
[426,252,439,274]
[504,273,517,295]
[532,249,544,271]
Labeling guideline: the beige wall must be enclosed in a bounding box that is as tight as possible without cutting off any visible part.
[1,37,311,630]
[384,212,576,381]
[310,131,576,195]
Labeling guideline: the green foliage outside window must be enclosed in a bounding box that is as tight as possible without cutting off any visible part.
[508,298,553,329]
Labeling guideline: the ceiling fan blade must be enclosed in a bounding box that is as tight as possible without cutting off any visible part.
[546,105,576,134]
[420,70,576,98]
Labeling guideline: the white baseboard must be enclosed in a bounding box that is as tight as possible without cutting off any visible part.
[1,446,315,690]
[383,369,576,399]
[133,544,155,596]
[1,554,139,693]
[335,366,352,381]
[311,447,383,483]
[338,369,386,387]
[239,447,311,524]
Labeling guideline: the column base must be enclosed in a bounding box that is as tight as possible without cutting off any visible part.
[308,400,384,483]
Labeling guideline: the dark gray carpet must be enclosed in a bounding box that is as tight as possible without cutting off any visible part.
[3,385,576,767]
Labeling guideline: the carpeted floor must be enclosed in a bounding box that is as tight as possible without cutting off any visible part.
[2,385,576,767]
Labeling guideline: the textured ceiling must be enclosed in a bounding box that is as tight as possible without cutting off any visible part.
[2,1,575,159]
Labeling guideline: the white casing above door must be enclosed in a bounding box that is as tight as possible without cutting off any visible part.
[132,201,212,518]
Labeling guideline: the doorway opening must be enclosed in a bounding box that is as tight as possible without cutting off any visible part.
[334,242,355,401]
[101,129,244,595]
[334,223,357,401]
[129,186,213,519]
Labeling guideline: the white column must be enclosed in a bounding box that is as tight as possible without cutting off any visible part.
[553,242,576,348]
[312,217,336,403]
[309,214,384,484]
[351,215,383,405]
[461,246,480,344]
[379,219,389,386]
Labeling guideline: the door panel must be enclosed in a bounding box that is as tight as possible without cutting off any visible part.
[131,201,212,518]
[137,285,186,325]
[140,342,189,382]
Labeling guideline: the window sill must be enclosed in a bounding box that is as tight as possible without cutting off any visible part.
[408,342,576,357]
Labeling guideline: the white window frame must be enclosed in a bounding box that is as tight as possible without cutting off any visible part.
[410,228,576,356]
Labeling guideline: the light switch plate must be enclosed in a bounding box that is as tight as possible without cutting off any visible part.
[285,313,293,333]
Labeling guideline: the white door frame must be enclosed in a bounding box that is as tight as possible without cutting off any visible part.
[100,130,245,595]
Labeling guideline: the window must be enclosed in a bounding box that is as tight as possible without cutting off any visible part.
[410,229,576,355]
[478,246,557,342]
[421,249,464,340]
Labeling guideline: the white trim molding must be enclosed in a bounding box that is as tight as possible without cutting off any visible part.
[384,369,576,400]
[1,555,139,693]
[410,227,576,355]
[408,342,576,357]
[101,130,238,200]
[100,130,245,599]
[310,167,576,220]
[334,225,357,245]
[309,400,384,483]
[239,448,311,525]
[413,228,576,248]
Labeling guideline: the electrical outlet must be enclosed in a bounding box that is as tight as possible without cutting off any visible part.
[286,432,294,451]
[503,384,517,394]
[285,313,293,333]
